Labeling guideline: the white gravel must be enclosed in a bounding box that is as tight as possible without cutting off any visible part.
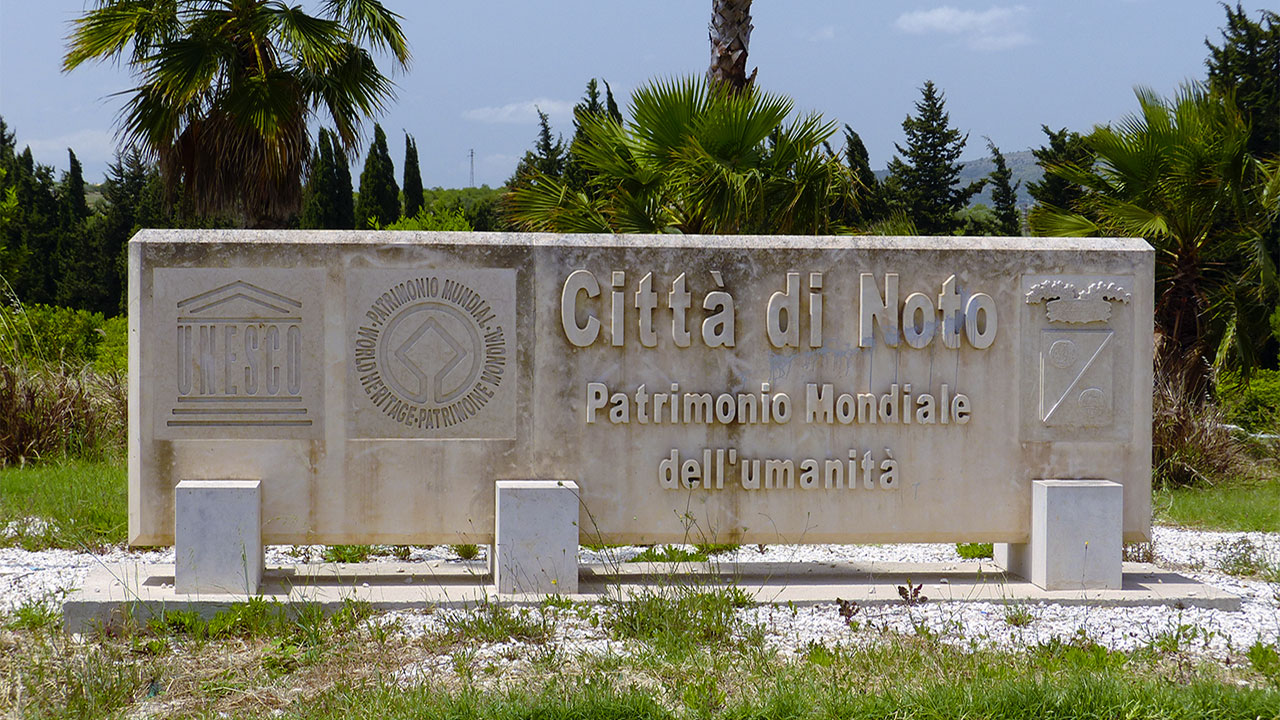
[2,526,1276,662]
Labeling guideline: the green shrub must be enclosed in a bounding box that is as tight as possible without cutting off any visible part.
[1219,369,1280,433]
[95,315,128,375]
[0,303,107,366]
[382,207,471,231]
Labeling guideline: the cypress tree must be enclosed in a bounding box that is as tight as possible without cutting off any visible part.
[355,124,399,228]
[300,131,334,229]
[842,125,883,225]
[61,149,89,227]
[567,79,612,190]
[1027,125,1094,212]
[603,80,623,123]
[986,140,1021,236]
[403,133,424,219]
[55,148,103,310]
[331,131,355,229]
[884,81,984,235]
[11,147,60,304]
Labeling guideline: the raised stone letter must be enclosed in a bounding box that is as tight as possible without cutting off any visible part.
[938,274,963,349]
[634,272,658,347]
[767,272,801,348]
[901,292,935,349]
[610,271,625,347]
[859,273,899,348]
[561,270,601,347]
[964,293,997,349]
[669,273,692,347]
[701,271,735,348]
[808,272,823,348]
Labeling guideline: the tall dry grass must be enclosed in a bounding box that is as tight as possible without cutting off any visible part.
[1151,341,1246,489]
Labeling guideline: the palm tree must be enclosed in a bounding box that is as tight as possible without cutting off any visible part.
[504,77,853,236]
[708,0,754,91]
[1030,84,1280,387]
[64,0,410,228]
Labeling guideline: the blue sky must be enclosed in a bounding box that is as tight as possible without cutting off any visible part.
[0,1,1267,188]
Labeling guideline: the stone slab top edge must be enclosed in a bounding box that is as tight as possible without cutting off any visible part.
[130,229,1153,254]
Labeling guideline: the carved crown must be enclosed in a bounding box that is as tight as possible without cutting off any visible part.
[1025,280,1131,324]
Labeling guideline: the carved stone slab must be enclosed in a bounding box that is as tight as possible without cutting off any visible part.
[129,232,1153,547]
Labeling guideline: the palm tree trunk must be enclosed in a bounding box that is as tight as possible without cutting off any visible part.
[708,0,755,91]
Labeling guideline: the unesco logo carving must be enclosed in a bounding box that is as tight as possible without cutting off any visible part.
[354,276,508,432]
[1026,280,1131,428]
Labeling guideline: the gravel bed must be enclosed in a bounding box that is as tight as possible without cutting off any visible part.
[2,526,1275,662]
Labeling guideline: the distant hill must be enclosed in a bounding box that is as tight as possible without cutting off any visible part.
[874,149,1042,208]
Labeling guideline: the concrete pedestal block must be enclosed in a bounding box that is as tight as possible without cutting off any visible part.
[995,479,1123,590]
[175,479,263,595]
[494,480,579,594]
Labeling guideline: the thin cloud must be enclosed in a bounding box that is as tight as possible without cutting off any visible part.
[463,98,575,125]
[23,129,116,165]
[895,5,1031,51]
[806,25,837,42]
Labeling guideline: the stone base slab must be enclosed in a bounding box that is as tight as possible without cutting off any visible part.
[63,560,1238,633]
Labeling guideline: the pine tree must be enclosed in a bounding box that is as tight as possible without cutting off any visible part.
[508,109,567,187]
[1027,125,1093,212]
[403,133,424,219]
[842,125,883,225]
[300,131,335,229]
[355,124,399,228]
[986,140,1021,236]
[1205,3,1279,160]
[332,132,355,229]
[884,81,984,235]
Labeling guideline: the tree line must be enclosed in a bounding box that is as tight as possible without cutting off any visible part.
[1,1,1274,386]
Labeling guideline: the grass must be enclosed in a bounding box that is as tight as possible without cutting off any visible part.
[1155,478,1280,532]
[956,542,994,559]
[628,543,739,563]
[0,458,126,550]
[5,602,1275,718]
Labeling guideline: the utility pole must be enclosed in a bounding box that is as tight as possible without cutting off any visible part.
[469,148,475,187]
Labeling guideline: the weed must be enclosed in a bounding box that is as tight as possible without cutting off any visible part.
[1003,603,1035,628]
[956,542,993,559]
[451,543,481,560]
[391,544,411,560]
[897,581,928,606]
[438,601,551,644]
[693,542,739,556]
[1215,536,1274,576]
[836,598,860,626]
[6,597,60,631]
[607,585,753,654]
[1247,641,1280,686]
[1124,541,1156,563]
[322,544,373,563]
[628,545,709,563]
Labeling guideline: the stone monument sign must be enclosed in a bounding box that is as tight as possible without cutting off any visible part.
[130,231,1153,592]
